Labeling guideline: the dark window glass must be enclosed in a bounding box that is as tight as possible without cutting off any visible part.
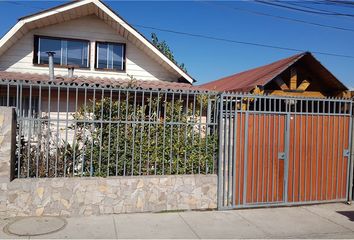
[36,36,89,68]
[112,44,123,70]
[97,43,108,69]
[96,42,124,71]
[39,38,61,65]
[67,40,88,67]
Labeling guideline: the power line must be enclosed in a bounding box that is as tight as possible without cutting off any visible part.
[135,24,354,59]
[281,1,353,16]
[311,1,354,9]
[198,1,354,33]
[326,0,354,7]
[2,0,354,60]
[256,0,354,17]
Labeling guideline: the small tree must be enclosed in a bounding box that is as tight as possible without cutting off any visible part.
[151,33,188,73]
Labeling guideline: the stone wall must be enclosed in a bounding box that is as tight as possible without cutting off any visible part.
[0,107,16,182]
[0,106,217,217]
[1,175,217,217]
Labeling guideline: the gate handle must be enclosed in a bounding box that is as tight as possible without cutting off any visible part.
[278,152,286,160]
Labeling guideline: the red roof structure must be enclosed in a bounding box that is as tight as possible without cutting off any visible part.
[200,52,348,93]
[0,71,203,91]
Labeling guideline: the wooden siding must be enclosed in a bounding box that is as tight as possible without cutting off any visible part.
[232,113,349,206]
[0,15,179,82]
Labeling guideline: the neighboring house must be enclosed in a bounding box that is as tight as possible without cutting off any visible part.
[200,52,350,98]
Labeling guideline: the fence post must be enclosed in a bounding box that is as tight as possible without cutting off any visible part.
[217,94,224,210]
[0,107,16,182]
[349,109,354,202]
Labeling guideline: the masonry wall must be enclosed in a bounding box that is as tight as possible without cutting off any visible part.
[0,107,217,217]
[1,175,217,217]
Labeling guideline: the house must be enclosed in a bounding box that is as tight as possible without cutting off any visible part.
[0,0,196,88]
[0,0,207,162]
[200,52,350,98]
[0,0,206,128]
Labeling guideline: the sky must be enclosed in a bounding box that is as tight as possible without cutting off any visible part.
[0,0,353,88]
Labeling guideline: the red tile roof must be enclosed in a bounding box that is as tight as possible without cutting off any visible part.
[0,71,205,91]
[199,52,348,93]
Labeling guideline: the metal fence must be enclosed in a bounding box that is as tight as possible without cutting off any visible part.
[0,80,219,178]
[218,93,353,209]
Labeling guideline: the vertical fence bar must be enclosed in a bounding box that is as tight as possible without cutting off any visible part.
[222,96,228,206]
[347,101,353,201]
[55,86,60,177]
[89,88,96,176]
[35,84,42,178]
[81,87,87,176]
[153,91,160,175]
[130,90,137,175]
[212,94,218,174]
[107,89,113,177]
[98,89,105,175]
[217,94,224,209]
[284,113,291,203]
[227,96,232,204]
[138,90,145,175]
[191,94,196,173]
[26,85,32,177]
[45,85,51,177]
[123,90,129,176]
[242,111,249,206]
[161,91,167,175]
[17,83,23,177]
[64,86,69,177]
[115,89,121,176]
[168,92,174,174]
[232,96,237,206]
[183,92,189,174]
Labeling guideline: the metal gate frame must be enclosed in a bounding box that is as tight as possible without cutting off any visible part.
[218,93,354,210]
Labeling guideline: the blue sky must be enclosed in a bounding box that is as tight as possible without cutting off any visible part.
[0,1,353,88]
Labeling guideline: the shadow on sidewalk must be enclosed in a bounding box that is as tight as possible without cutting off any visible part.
[337,211,354,221]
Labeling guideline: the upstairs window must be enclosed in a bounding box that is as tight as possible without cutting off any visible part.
[96,42,125,71]
[34,36,90,68]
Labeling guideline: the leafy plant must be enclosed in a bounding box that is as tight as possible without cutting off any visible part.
[73,94,217,176]
[16,94,218,177]
[151,33,188,73]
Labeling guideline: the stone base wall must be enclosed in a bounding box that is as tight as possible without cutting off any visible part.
[0,175,217,217]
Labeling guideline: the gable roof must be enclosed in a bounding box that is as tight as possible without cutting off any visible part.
[200,52,348,92]
[0,0,195,84]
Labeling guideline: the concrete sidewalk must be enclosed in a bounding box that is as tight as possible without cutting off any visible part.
[2,203,354,239]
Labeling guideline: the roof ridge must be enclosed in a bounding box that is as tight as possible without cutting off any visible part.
[203,52,307,86]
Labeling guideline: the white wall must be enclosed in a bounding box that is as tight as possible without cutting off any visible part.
[0,15,179,82]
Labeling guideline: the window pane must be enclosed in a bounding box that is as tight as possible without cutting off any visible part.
[97,43,108,69]
[96,42,124,70]
[39,38,61,65]
[107,44,113,69]
[112,44,123,70]
[67,40,88,67]
[37,37,89,68]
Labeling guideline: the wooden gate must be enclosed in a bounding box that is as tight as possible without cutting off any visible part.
[218,94,353,209]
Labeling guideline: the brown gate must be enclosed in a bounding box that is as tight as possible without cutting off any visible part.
[287,114,350,203]
[218,94,353,209]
